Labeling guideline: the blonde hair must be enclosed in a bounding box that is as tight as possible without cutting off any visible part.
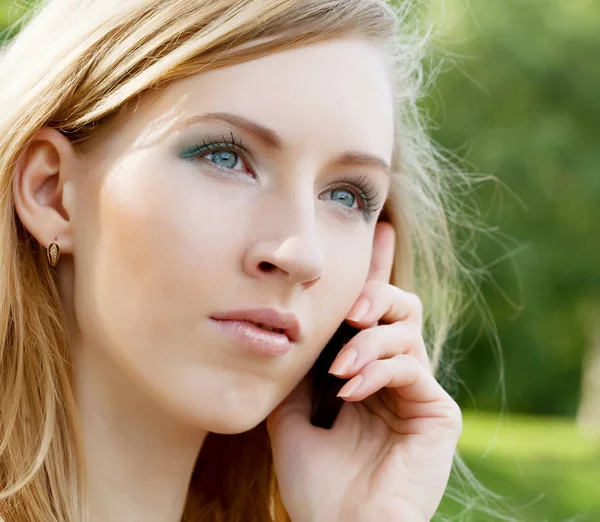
[0,0,516,521]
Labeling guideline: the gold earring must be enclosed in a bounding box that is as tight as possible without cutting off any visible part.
[47,240,60,267]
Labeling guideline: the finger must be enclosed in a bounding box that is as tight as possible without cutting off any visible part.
[346,280,423,329]
[338,356,462,439]
[328,321,430,377]
[337,354,447,404]
[364,388,463,439]
[366,221,395,283]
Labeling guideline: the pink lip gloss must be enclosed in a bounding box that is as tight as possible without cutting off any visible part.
[211,318,292,356]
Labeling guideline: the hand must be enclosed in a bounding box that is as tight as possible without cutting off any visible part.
[266,222,463,522]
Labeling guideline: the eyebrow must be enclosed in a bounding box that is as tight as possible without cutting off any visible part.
[174,111,392,176]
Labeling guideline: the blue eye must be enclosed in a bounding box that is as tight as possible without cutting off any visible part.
[330,188,356,208]
[181,133,250,175]
[323,175,382,223]
[208,150,238,169]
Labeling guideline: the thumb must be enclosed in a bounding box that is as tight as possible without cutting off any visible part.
[266,372,313,439]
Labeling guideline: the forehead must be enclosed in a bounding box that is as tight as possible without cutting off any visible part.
[141,38,394,156]
[87,38,395,170]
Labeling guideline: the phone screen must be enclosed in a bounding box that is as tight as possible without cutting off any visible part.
[310,322,361,429]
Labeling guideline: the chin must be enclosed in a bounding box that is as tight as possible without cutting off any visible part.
[205,419,263,435]
[199,408,270,435]
[172,393,277,435]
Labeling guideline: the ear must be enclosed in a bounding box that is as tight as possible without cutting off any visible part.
[12,127,78,254]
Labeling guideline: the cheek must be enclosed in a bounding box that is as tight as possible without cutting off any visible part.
[322,226,373,310]
[72,156,244,377]
[71,155,270,428]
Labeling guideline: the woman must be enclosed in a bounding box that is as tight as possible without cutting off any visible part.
[0,0,489,521]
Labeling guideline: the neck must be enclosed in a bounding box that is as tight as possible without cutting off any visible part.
[72,340,207,522]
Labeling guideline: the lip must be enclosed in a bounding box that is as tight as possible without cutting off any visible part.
[210,308,301,343]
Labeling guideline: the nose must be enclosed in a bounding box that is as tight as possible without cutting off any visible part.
[242,204,325,291]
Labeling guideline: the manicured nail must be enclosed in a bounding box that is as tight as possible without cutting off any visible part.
[329,348,358,376]
[347,297,370,322]
[337,375,364,398]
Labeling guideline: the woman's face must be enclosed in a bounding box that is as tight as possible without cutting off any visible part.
[69,37,394,433]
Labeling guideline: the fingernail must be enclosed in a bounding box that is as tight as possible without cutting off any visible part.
[329,348,358,376]
[337,375,364,398]
[347,297,370,322]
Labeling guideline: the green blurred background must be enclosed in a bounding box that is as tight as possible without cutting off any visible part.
[420,1,599,520]
[1,0,598,520]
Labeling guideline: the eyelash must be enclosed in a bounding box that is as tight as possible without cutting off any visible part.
[181,133,382,221]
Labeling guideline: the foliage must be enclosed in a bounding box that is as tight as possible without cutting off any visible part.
[422,0,600,416]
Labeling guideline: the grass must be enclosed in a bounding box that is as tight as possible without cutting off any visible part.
[437,410,600,521]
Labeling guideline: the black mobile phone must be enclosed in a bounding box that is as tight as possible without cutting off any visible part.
[310,321,361,429]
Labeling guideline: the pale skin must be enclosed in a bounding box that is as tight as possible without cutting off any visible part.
[13,37,461,522]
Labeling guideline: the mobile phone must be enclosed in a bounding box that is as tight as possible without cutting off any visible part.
[310,321,361,429]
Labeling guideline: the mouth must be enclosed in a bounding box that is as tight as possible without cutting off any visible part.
[254,324,285,334]
[210,307,301,343]
[209,310,300,357]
